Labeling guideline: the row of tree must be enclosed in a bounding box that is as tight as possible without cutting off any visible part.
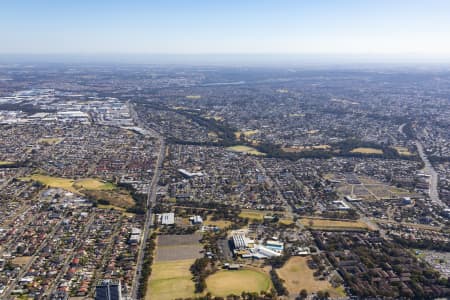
[137,233,157,299]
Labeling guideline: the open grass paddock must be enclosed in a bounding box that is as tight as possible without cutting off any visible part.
[147,259,197,300]
[277,256,346,298]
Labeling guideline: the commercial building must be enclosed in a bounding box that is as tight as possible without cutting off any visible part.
[232,234,253,250]
[190,215,203,224]
[95,280,122,300]
[178,168,204,178]
[157,213,175,225]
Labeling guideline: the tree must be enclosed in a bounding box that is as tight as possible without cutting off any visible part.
[299,289,308,299]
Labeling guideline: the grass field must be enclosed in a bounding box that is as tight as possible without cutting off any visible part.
[23,174,116,192]
[22,174,134,208]
[277,257,346,298]
[350,147,383,154]
[279,218,294,225]
[84,189,134,208]
[11,256,32,266]
[204,216,232,228]
[24,174,77,192]
[394,146,413,156]
[206,269,272,297]
[282,144,330,153]
[234,130,259,139]
[226,145,265,156]
[147,259,197,300]
[38,137,63,145]
[239,210,265,220]
[300,218,368,230]
[73,178,115,190]
[148,234,203,300]
[239,210,291,224]
[186,95,202,99]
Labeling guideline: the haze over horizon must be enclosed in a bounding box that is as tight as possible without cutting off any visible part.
[2,0,450,64]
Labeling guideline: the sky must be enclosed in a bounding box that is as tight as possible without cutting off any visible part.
[1,0,450,61]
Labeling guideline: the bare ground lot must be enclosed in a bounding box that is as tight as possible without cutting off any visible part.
[155,233,203,262]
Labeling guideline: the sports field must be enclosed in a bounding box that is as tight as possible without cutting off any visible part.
[0,161,15,166]
[206,269,272,297]
[277,257,345,298]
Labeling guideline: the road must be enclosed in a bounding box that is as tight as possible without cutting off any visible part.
[398,123,406,137]
[129,103,166,300]
[398,123,446,208]
[415,141,446,208]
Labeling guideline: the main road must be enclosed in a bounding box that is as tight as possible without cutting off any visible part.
[129,103,166,300]
[415,141,446,208]
[398,123,446,208]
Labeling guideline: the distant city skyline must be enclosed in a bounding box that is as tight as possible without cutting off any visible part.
[1,0,450,62]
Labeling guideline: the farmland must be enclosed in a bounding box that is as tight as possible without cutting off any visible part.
[277,257,345,298]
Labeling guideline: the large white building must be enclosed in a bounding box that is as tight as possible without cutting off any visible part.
[157,213,175,225]
[232,234,253,250]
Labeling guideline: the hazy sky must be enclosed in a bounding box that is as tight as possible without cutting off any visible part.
[1,0,450,58]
